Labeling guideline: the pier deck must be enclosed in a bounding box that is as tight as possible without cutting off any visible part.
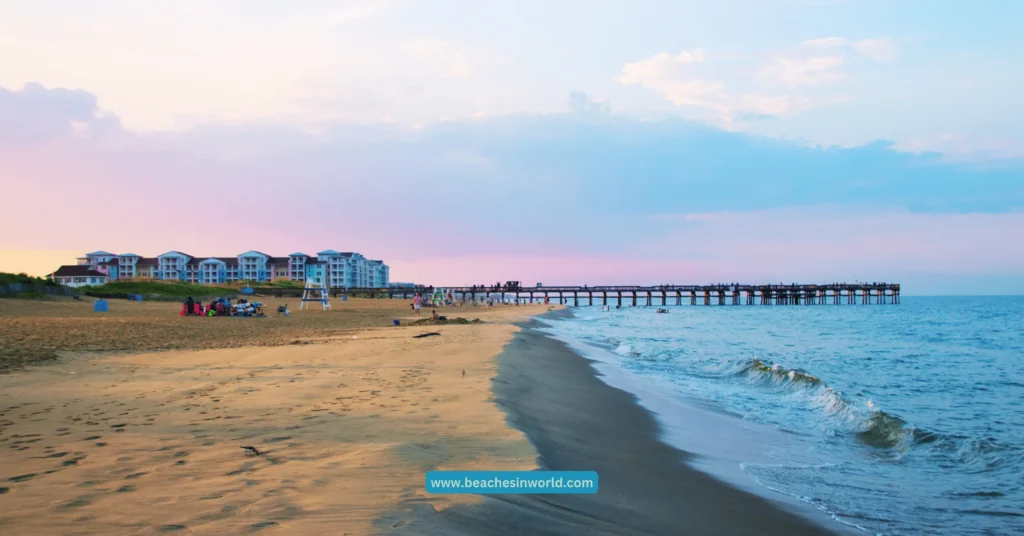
[254,283,901,306]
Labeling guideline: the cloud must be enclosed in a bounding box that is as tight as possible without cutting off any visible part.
[731,111,775,123]
[405,39,472,78]
[618,48,789,122]
[638,206,1024,284]
[3,84,1023,291]
[0,1,469,131]
[618,48,724,108]
[0,83,124,146]
[770,55,846,86]
[760,37,896,88]
[804,37,898,62]
[568,91,610,115]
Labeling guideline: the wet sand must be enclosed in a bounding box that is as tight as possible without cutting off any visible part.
[381,312,838,535]
[0,299,549,535]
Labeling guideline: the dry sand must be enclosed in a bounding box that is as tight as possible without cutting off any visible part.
[0,298,552,535]
[0,296,467,370]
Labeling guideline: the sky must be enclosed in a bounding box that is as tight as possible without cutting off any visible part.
[0,0,1022,294]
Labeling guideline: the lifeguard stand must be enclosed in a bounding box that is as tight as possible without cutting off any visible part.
[300,278,331,311]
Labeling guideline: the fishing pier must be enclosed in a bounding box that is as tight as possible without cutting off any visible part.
[257,283,901,306]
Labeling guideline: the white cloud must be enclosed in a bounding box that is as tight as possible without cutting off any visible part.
[770,55,845,86]
[737,94,793,116]
[0,0,487,131]
[804,37,898,62]
[405,39,472,79]
[618,48,793,122]
[761,37,895,87]
[618,49,722,107]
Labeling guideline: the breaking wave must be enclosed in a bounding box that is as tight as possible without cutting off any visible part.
[730,358,1021,468]
[738,358,932,450]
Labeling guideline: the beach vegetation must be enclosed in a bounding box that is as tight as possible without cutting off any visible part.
[0,272,65,299]
[0,272,60,287]
[82,281,238,301]
[234,279,307,289]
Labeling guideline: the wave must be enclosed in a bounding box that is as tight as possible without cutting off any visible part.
[739,358,930,450]
[734,359,1022,467]
[612,342,640,357]
[856,410,936,450]
[745,358,823,386]
[585,330,1019,471]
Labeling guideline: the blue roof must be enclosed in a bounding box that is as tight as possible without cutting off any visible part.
[119,253,140,257]
[317,249,341,255]
[86,250,115,256]
[289,252,309,257]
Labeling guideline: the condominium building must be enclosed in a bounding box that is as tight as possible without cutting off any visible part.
[49,250,390,288]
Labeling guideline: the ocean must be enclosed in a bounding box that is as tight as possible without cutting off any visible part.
[539,297,1024,535]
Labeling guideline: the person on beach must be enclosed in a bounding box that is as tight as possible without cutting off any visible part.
[184,296,195,316]
[413,293,423,316]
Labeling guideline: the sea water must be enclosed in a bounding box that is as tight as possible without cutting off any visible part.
[540,297,1024,535]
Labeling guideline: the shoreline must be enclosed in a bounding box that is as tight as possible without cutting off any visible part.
[381,310,839,535]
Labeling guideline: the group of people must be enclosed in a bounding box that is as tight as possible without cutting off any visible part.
[181,296,265,317]
[468,281,521,292]
[411,291,525,314]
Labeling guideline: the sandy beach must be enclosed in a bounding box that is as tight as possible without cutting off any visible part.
[0,297,546,535]
[384,312,840,536]
[1,297,843,535]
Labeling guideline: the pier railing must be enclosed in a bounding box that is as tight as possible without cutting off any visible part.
[252,283,900,306]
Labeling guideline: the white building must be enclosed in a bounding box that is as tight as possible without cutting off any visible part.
[53,249,390,288]
[49,265,109,287]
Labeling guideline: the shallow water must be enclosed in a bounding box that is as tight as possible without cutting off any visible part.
[542,297,1024,535]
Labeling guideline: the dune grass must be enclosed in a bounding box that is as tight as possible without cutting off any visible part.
[83,281,237,301]
[0,272,60,287]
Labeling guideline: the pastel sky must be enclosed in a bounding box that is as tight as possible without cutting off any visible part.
[1,0,1022,294]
